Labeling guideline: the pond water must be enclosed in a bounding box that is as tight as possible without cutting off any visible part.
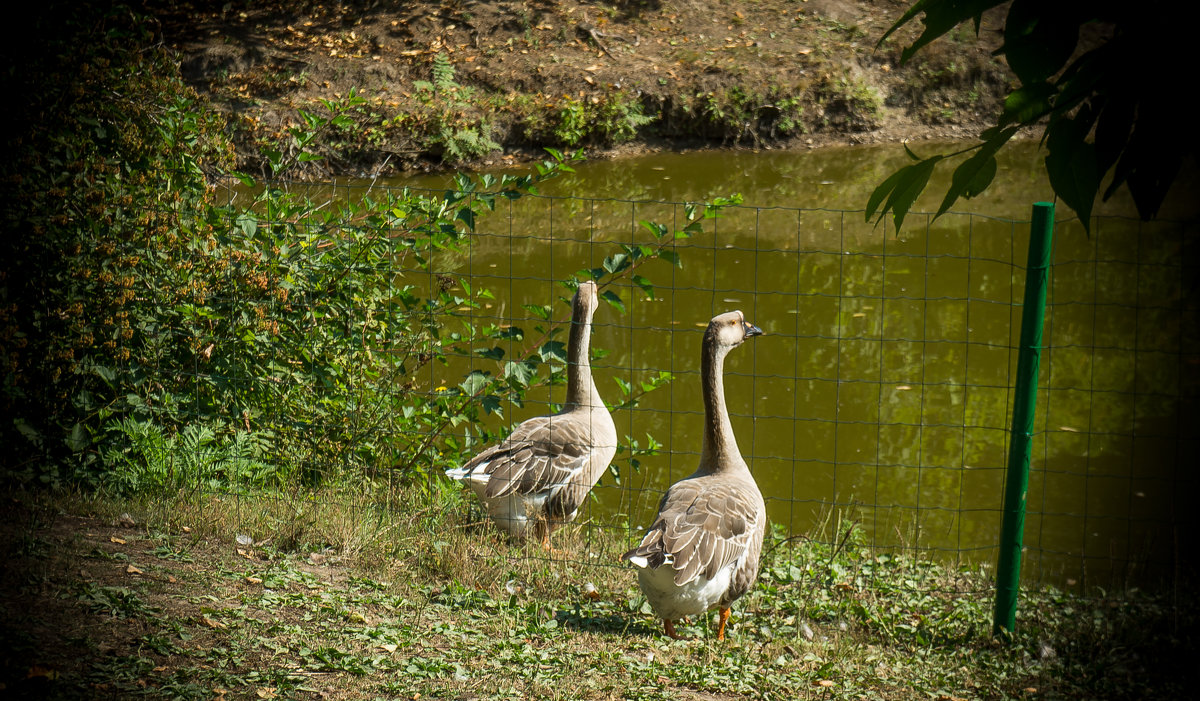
[327,141,1199,589]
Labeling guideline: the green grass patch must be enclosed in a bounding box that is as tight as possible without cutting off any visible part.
[1,486,1193,699]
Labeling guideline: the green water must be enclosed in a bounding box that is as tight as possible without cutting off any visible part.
[365,142,1197,588]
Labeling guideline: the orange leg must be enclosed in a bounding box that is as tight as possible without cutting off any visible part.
[716,607,731,641]
[539,523,567,556]
[663,618,689,640]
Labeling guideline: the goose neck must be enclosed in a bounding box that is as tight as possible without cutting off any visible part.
[700,342,740,470]
[564,306,599,410]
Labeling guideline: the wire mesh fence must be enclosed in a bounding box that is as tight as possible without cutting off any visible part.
[193,179,1198,594]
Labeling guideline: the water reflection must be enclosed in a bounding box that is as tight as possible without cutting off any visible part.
[384,140,1197,221]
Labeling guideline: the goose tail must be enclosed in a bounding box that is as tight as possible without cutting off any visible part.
[445,460,489,483]
[620,547,673,569]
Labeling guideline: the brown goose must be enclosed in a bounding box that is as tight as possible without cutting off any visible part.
[621,310,764,640]
[446,281,617,547]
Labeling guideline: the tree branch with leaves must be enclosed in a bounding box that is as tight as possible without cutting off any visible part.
[868,0,1195,233]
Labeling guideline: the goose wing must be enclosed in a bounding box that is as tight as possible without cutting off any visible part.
[468,414,595,499]
[623,477,762,586]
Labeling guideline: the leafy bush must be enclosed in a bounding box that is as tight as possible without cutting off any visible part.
[814,76,882,132]
[513,92,657,148]
[1,4,740,497]
[1,4,233,483]
[100,149,734,490]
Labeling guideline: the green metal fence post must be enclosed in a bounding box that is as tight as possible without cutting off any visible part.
[993,201,1055,637]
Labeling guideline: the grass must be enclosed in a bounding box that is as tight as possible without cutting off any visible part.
[0,485,1194,700]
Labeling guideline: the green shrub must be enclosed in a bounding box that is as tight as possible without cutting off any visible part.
[551,93,656,146]
[1,5,738,496]
[99,418,278,495]
[1,4,232,483]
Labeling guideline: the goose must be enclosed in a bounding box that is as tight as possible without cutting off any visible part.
[621,310,764,640]
[446,280,617,548]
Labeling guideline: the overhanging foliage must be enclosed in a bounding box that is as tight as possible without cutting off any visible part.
[868,0,1194,232]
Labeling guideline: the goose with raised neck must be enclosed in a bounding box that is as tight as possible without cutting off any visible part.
[621,310,764,640]
[446,281,617,547]
[562,278,602,412]
[697,308,748,475]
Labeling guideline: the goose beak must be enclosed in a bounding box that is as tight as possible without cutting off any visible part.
[743,321,763,338]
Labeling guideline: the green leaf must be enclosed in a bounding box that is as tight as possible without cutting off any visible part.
[91,364,117,387]
[936,153,993,216]
[999,82,1056,127]
[14,419,42,446]
[236,213,258,237]
[958,154,996,199]
[539,341,567,363]
[456,206,476,230]
[476,346,505,360]
[453,173,475,193]
[496,326,524,340]
[886,156,941,232]
[67,422,90,452]
[522,304,551,322]
[639,220,669,239]
[600,290,626,315]
[867,155,942,232]
[936,128,1016,216]
[1094,94,1135,183]
[1053,47,1109,118]
[503,361,536,388]
[603,252,630,274]
[631,274,655,300]
[679,220,703,238]
[879,0,1003,64]
[1000,0,1079,85]
[1110,106,1181,222]
[1045,115,1099,229]
[865,166,910,223]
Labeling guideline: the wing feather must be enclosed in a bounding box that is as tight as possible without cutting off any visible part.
[477,415,594,499]
[621,476,762,586]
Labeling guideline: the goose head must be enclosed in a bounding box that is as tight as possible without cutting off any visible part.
[705,310,762,351]
[573,280,600,322]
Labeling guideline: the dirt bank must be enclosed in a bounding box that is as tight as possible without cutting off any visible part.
[149,0,1013,176]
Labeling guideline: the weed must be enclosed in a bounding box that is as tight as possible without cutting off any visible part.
[815,76,882,132]
[151,542,194,562]
[818,17,868,43]
[76,582,161,619]
[534,92,657,147]
[393,53,502,162]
